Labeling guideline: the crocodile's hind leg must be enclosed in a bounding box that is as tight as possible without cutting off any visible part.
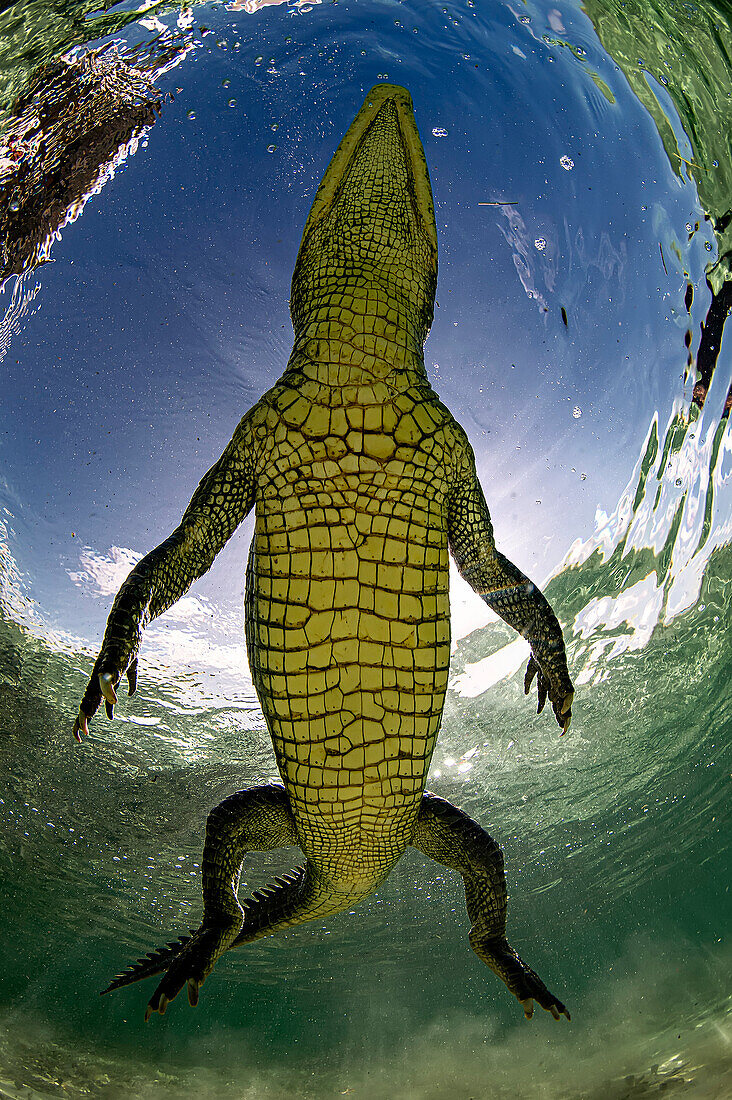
[117,783,301,1019]
[142,786,378,1019]
[411,792,570,1021]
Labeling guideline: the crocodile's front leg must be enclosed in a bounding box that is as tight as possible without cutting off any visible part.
[412,793,569,1021]
[73,412,259,740]
[447,456,574,732]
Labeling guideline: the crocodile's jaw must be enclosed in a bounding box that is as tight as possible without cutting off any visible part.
[290,84,438,364]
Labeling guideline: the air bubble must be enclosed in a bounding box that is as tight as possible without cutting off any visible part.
[187,110,196,120]
[573,406,582,418]
[228,99,236,108]
[560,155,574,171]
[267,145,277,153]
[534,238,547,251]
[432,127,448,138]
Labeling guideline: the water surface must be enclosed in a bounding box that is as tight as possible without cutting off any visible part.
[0,0,730,1096]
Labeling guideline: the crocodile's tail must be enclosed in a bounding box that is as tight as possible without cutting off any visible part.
[232,866,306,945]
[101,866,307,996]
[101,932,195,995]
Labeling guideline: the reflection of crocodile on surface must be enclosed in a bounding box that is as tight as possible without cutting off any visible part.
[583,0,732,414]
[73,84,574,1023]
[0,0,179,126]
[0,47,162,285]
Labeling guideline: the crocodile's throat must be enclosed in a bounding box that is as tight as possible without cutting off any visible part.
[290,84,438,385]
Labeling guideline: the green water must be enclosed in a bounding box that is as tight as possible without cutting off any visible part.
[0,513,729,1095]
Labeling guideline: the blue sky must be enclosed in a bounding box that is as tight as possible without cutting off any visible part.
[0,0,717,648]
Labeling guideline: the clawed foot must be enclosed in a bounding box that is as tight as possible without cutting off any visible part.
[472,933,570,1022]
[519,996,568,1021]
[524,656,573,735]
[145,975,204,1021]
[144,922,238,1021]
[73,661,138,742]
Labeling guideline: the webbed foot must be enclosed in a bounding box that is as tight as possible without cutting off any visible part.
[471,932,570,1022]
[144,920,241,1021]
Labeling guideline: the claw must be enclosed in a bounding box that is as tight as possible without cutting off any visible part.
[100,672,118,705]
[72,710,88,742]
[550,1004,560,1020]
[100,673,117,720]
[521,998,534,1019]
[145,991,169,1021]
[558,690,574,734]
[524,657,538,695]
[127,658,138,697]
[187,978,200,1007]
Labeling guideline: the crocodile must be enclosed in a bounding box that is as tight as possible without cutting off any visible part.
[73,83,574,1023]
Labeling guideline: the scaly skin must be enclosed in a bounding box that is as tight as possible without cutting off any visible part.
[74,85,574,1023]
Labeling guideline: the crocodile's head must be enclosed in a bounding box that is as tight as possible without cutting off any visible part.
[290,84,438,351]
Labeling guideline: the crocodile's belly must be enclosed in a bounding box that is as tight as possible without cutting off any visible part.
[246,463,450,876]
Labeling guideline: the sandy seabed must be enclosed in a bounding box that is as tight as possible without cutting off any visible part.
[1,938,730,1100]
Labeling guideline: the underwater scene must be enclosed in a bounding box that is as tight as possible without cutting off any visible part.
[0,0,730,1096]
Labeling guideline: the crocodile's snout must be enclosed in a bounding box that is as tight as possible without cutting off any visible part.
[291,83,438,346]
